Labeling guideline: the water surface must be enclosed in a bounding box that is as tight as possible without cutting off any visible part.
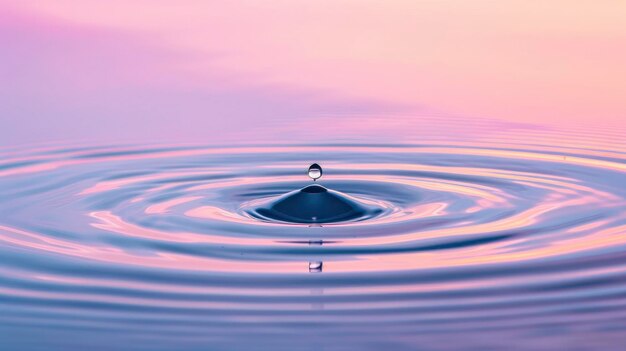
[1,121,626,350]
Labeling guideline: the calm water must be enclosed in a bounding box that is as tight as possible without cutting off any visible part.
[1,121,626,350]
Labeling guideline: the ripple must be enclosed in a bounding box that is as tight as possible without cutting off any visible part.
[1,130,626,350]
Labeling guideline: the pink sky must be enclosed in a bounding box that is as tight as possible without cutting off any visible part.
[1,1,625,146]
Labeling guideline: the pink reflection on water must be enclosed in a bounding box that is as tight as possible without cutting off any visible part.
[145,196,202,214]
[3,144,626,183]
[0,163,60,178]
[0,222,302,273]
[81,171,220,195]
[1,203,624,275]
[90,211,274,246]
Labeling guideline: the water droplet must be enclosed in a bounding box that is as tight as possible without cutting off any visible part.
[309,261,323,273]
[307,163,322,181]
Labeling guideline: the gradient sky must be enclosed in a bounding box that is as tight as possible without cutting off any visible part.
[1,1,625,146]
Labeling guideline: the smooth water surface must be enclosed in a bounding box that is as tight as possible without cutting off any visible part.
[1,121,626,350]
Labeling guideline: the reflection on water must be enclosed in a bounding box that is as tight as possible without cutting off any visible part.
[1,120,626,350]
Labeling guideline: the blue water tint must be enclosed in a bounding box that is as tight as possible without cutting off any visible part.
[1,129,626,350]
[247,184,385,224]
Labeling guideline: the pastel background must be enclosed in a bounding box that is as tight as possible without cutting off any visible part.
[2,1,625,146]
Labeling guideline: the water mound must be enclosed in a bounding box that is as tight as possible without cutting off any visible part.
[248,184,384,224]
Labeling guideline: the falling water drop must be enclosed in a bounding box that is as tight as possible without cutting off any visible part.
[308,163,323,181]
[308,240,323,273]
[309,261,323,273]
